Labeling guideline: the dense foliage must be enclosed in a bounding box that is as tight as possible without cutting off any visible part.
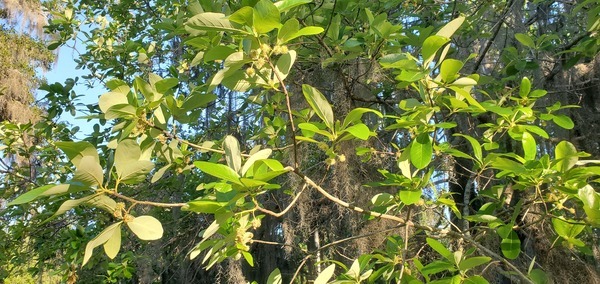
[2,0,600,283]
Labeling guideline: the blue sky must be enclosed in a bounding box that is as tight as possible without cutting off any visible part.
[41,42,105,137]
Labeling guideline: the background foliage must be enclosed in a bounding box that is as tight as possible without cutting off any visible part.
[1,0,600,283]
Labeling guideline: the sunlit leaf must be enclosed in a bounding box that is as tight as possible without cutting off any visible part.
[195,161,242,185]
[314,264,336,284]
[501,230,521,259]
[83,222,123,266]
[223,135,242,174]
[253,0,281,34]
[410,133,433,169]
[127,215,164,240]
[103,225,121,259]
[266,268,283,284]
[302,84,335,131]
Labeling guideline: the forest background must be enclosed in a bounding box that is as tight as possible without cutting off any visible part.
[1,0,600,283]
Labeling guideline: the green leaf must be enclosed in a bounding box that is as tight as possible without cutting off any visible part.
[181,92,218,111]
[115,140,154,184]
[410,133,433,169]
[195,161,242,185]
[519,77,531,98]
[223,135,242,174]
[274,0,312,12]
[126,215,164,240]
[55,141,99,166]
[314,263,336,284]
[74,156,104,186]
[422,35,449,66]
[266,268,283,284]
[241,149,272,176]
[286,26,324,42]
[155,77,179,93]
[436,16,465,38]
[186,200,228,213]
[464,276,490,284]
[343,123,370,140]
[426,238,452,259]
[302,84,335,131]
[501,230,521,259]
[99,91,129,115]
[399,190,421,205]
[274,50,296,81]
[103,224,121,259]
[51,195,97,219]
[134,77,160,102]
[552,115,574,129]
[278,18,300,42]
[342,108,383,129]
[522,131,537,160]
[86,195,117,213]
[529,269,549,284]
[253,0,281,34]
[555,141,578,172]
[8,184,59,205]
[185,12,246,34]
[229,6,253,25]
[204,46,236,62]
[454,134,482,164]
[515,33,535,49]
[83,222,123,266]
[440,59,463,83]
[552,217,585,239]
[459,256,491,271]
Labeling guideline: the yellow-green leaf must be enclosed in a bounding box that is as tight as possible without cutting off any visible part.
[83,222,123,266]
[127,215,164,240]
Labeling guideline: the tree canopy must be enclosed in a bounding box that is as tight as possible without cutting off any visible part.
[2,0,600,283]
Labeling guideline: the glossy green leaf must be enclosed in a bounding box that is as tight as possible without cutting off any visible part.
[426,238,452,259]
[464,275,490,284]
[241,149,272,176]
[8,184,59,205]
[253,0,280,34]
[51,195,97,219]
[286,26,324,42]
[185,12,246,33]
[519,77,531,98]
[522,131,537,160]
[86,195,117,213]
[278,18,299,42]
[55,141,99,166]
[74,155,104,186]
[436,16,465,38]
[134,77,160,102]
[454,134,482,163]
[186,200,228,213]
[266,268,283,284]
[115,139,153,184]
[552,217,585,239]
[228,6,253,25]
[555,141,578,172]
[155,77,179,93]
[343,123,370,140]
[302,84,335,130]
[127,215,164,240]
[99,91,129,115]
[552,114,574,129]
[83,222,123,266]
[181,92,218,111]
[274,0,312,12]
[103,225,121,259]
[273,50,296,81]
[440,59,463,83]
[223,135,242,174]
[515,33,536,49]
[410,133,433,169]
[529,269,549,284]
[399,190,421,205]
[422,35,449,66]
[501,230,521,259]
[342,108,382,129]
[204,46,236,62]
[459,256,491,271]
[314,264,335,284]
[195,161,242,185]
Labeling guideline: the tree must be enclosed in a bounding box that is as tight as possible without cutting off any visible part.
[3,0,600,283]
